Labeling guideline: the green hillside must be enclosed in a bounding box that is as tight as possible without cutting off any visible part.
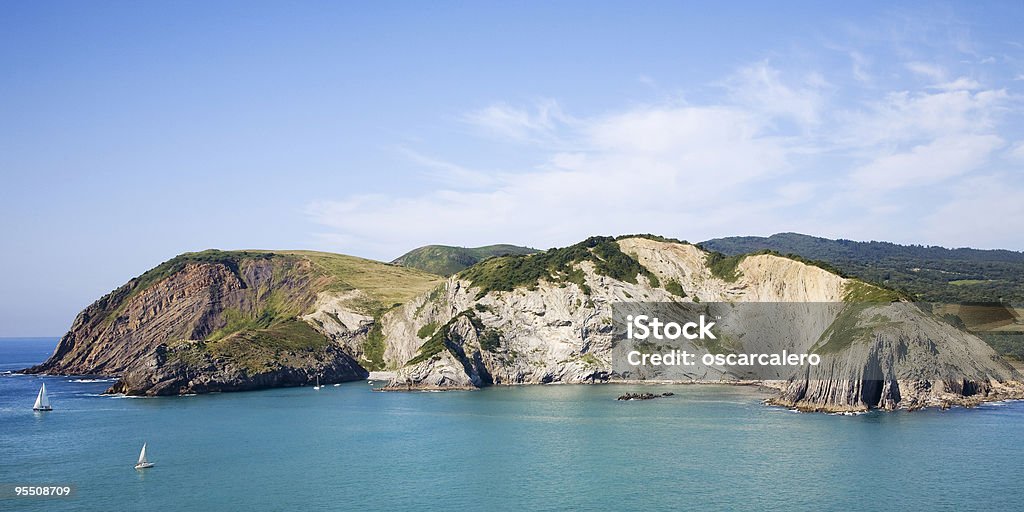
[392,244,539,275]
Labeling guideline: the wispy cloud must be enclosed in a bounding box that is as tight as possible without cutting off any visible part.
[396,147,500,189]
[906,61,947,81]
[929,76,982,91]
[724,61,828,128]
[462,99,572,145]
[849,51,872,83]
[850,134,1003,191]
[306,27,1023,256]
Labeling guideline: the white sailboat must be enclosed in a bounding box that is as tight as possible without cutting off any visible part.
[32,383,52,411]
[313,375,322,390]
[134,443,154,469]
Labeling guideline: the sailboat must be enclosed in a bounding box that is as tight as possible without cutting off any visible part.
[32,383,52,411]
[313,375,322,390]
[134,443,155,470]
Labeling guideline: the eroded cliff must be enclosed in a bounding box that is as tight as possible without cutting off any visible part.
[378,236,1023,411]
[24,250,440,395]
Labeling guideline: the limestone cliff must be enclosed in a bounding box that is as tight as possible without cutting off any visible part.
[377,236,1023,411]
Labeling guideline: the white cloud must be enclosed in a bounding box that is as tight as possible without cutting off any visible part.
[850,135,1004,191]
[305,59,1020,257]
[306,100,801,257]
[849,51,872,83]
[906,61,947,81]
[929,76,982,91]
[462,100,570,144]
[835,88,1007,148]
[397,147,500,189]
[724,62,827,127]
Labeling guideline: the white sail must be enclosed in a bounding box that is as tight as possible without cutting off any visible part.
[138,443,148,465]
[33,383,51,410]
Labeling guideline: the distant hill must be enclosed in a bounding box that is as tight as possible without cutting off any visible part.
[392,244,539,275]
[700,233,1024,304]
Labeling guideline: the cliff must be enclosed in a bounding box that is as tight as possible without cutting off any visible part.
[23,249,441,395]
[377,236,1023,411]
[24,237,1023,411]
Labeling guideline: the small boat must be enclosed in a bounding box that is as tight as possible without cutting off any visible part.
[33,383,52,411]
[134,443,155,470]
[313,376,322,390]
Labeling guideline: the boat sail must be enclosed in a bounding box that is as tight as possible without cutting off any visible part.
[135,443,155,469]
[32,383,52,411]
[313,375,322,390]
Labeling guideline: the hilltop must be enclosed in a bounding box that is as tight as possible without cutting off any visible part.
[391,244,538,275]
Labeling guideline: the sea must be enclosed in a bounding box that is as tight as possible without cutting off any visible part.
[1,337,1023,512]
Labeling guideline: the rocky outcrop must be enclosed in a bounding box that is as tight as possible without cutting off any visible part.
[23,249,439,396]
[382,237,845,389]
[617,392,674,400]
[106,342,367,396]
[25,255,321,376]
[378,237,1024,411]
[770,302,1022,411]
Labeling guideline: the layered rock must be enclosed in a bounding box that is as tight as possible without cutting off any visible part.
[107,339,367,396]
[23,237,1023,411]
[26,255,320,376]
[771,302,1022,411]
[377,237,1023,412]
[23,250,439,395]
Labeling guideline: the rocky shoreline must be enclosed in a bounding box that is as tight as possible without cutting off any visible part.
[767,379,1024,413]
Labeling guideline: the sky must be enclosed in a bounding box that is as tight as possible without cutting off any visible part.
[2,1,1023,336]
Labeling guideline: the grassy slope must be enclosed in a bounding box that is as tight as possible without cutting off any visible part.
[391,244,539,275]
[277,250,442,313]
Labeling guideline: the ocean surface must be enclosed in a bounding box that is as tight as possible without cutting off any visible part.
[1,337,1023,512]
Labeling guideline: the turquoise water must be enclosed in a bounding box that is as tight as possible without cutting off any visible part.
[2,338,1023,511]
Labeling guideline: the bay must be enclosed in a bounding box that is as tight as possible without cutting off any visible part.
[1,338,1022,511]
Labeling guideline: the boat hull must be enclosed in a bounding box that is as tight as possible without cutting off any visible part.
[134,463,154,470]
[33,406,52,411]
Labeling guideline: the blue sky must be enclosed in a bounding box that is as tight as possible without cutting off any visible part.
[2,1,1023,336]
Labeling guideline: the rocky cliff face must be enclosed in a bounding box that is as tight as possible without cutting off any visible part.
[27,255,318,376]
[376,237,1023,411]
[106,338,367,396]
[26,238,1022,411]
[23,250,439,395]
[771,302,1024,411]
